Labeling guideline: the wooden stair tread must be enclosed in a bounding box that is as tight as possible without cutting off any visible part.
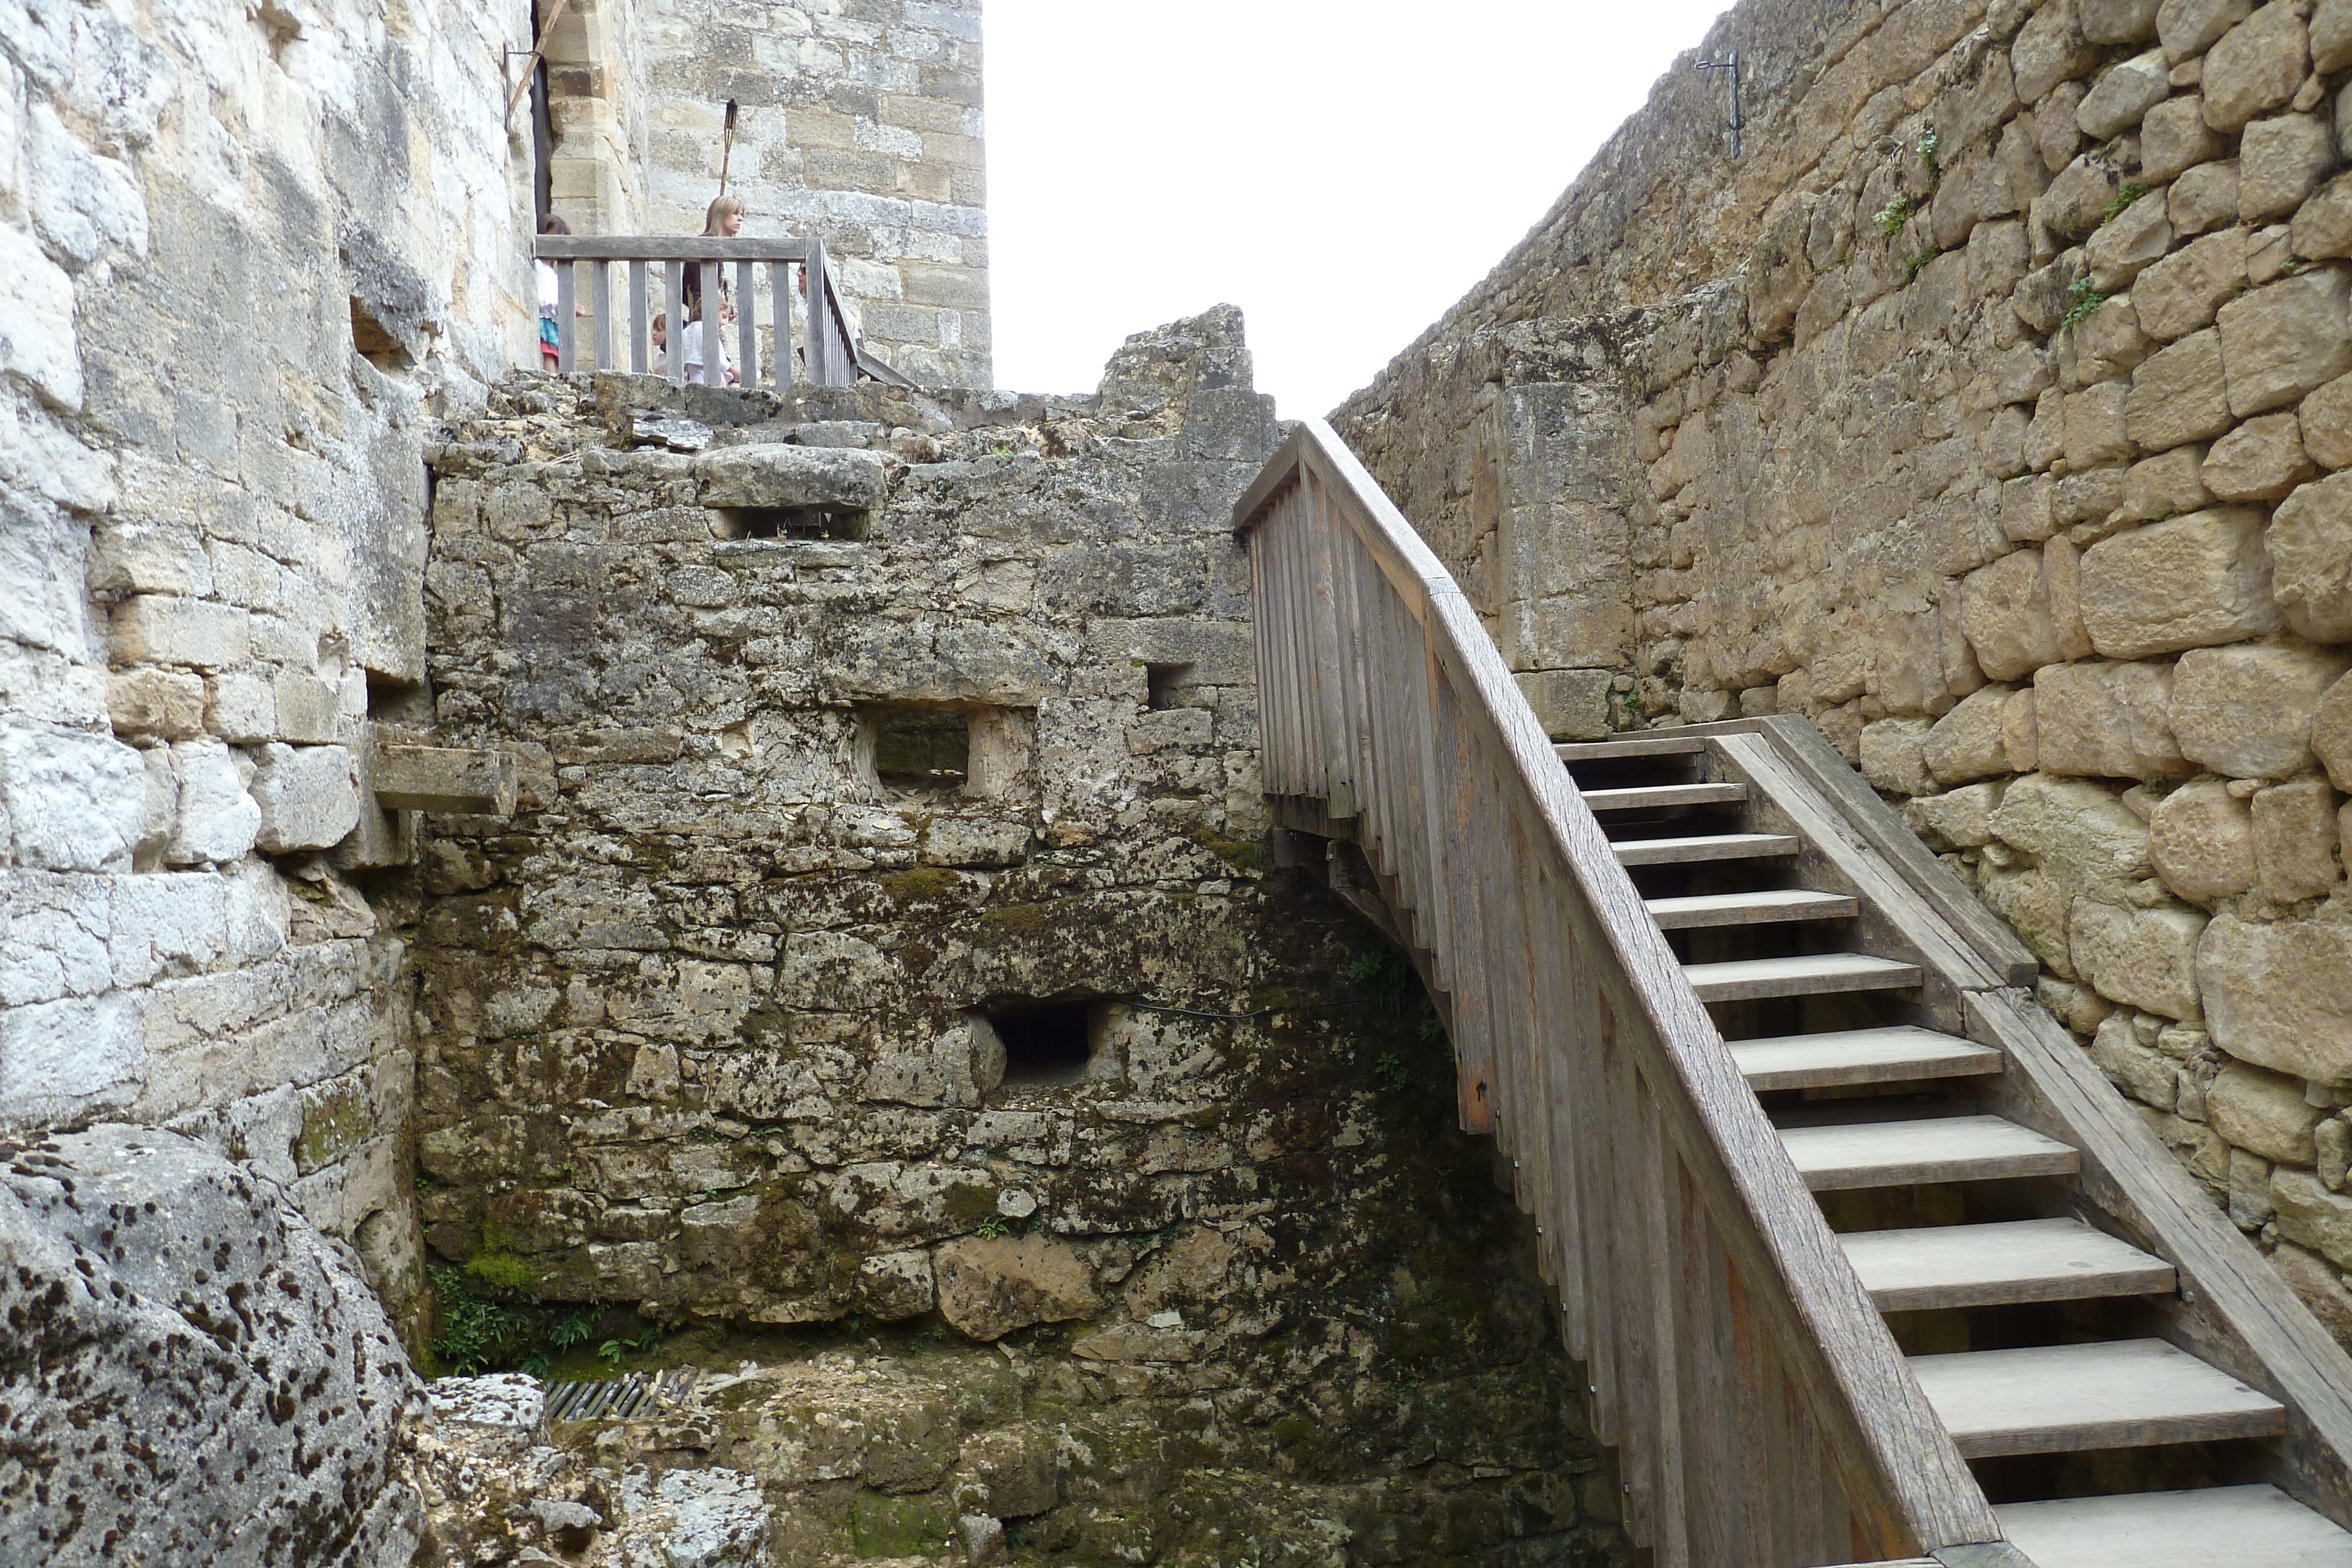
[1780,1114,2079,1191]
[1842,1218,2175,1311]
[1996,1485,2352,1567]
[1581,781,1749,813]
[1554,735,1708,761]
[1646,889,1860,929]
[1910,1339,2284,1457]
[1612,832,1798,867]
[1684,952,1923,1002]
[1728,1025,2001,1091]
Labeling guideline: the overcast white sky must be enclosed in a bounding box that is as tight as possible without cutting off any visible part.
[983,1,1735,417]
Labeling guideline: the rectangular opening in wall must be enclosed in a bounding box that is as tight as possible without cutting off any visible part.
[984,998,1100,1088]
[867,706,969,790]
[711,506,868,541]
[1144,663,1194,710]
[365,669,430,724]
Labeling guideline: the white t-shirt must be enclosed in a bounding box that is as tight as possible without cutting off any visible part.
[678,319,733,377]
[535,258,559,314]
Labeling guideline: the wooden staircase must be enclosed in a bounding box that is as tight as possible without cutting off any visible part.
[1558,728,2352,1566]
[1234,417,2352,1567]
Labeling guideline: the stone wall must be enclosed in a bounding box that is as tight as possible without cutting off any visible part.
[1337,0,2352,1344]
[629,0,992,388]
[1,0,543,1338]
[403,313,1627,1564]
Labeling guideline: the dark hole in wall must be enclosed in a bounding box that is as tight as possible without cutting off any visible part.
[351,299,410,370]
[712,506,868,541]
[1144,663,1193,710]
[985,999,1096,1087]
[366,670,431,724]
[870,707,968,790]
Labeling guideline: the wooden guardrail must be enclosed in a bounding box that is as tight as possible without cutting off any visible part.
[1232,419,2006,1566]
[533,235,912,390]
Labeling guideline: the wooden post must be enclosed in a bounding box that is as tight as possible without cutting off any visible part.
[806,242,837,386]
[663,260,684,386]
[555,258,576,372]
[769,259,793,392]
[630,259,649,373]
[699,260,723,386]
[592,259,612,372]
[736,258,757,384]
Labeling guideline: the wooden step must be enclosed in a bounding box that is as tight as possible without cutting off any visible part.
[1996,1485,2352,1568]
[1842,1218,2176,1311]
[1612,833,1798,867]
[1728,1025,2001,1091]
[1581,781,1750,813]
[1910,1338,2285,1457]
[1646,888,1860,930]
[1555,735,1707,762]
[1780,1114,2079,1191]
[1684,952,1923,1002]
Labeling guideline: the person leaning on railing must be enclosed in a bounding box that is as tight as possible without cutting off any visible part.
[534,214,589,369]
[679,195,744,385]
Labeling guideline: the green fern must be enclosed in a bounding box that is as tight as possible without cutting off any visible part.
[2060,277,2111,330]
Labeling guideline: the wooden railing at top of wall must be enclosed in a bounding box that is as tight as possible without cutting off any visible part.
[1232,419,2007,1568]
[533,235,914,391]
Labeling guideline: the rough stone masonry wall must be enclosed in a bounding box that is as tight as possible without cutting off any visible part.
[402,314,1628,1566]
[1,0,544,1339]
[629,0,992,388]
[1338,0,2352,1345]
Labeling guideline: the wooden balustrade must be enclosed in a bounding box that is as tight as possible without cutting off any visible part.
[532,235,874,389]
[1233,420,2006,1567]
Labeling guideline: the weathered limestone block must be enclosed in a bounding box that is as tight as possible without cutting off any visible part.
[0,993,142,1128]
[2067,382,2139,467]
[2079,49,2174,138]
[2200,2,2308,131]
[2071,896,2207,1017]
[2198,913,2352,1080]
[1925,685,2017,784]
[2201,410,2315,499]
[2276,1166,2352,1266]
[1910,781,2007,850]
[205,671,273,743]
[1514,668,1613,740]
[2150,777,2257,897]
[164,738,259,865]
[1962,548,2059,681]
[2006,686,2042,771]
[2087,189,2176,294]
[1862,717,1937,796]
[2133,228,2250,340]
[251,743,360,854]
[1982,864,2079,974]
[109,595,248,670]
[2159,0,2253,59]
[2045,534,2100,660]
[2016,0,2106,102]
[1990,771,2157,898]
[2085,0,2164,43]
[2297,172,2352,259]
[2142,93,2228,182]
[2209,1059,2324,1160]
[2218,266,2352,417]
[2317,670,2352,787]
[0,724,148,871]
[2035,660,2191,776]
[2120,444,2215,519]
[106,668,204,740]
[2253,774,2343,901]
[2318,0,2352,72]
[2125,329,2234,449]
[694,444,890,510]
[2077,507,2283,657]
[933,1235,1100,1340]
[857,1250,938,1321]
[2171,159,2244,235]
[272,671,343,745]
[2170,644,2352,775]
[2240,113,2340,221]
[2042,153,2124,241]
[2271,1241,2352,1340]
[0,1126,417,1567]
[2094,1012,2180,1108]
[2269,472,2352,639]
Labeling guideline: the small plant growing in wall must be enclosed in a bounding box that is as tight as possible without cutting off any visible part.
[1372,1051,1411,1090]
[974,1215,1010,1239]
[1903,247,1940,284]
[2100,182,2150,225]
[1874,195,1912,238]
[2061,277,2111,330]
[1916,128,1940,167]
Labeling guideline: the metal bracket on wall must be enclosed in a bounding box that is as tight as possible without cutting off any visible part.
[1695,49,1742,159]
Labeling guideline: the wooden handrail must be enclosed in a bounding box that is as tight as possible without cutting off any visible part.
[1235,420,2004,1565]
[531,236,906,390]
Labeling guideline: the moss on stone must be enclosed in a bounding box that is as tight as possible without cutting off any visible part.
[882,867,957,902]
[463,1252,540,1292]
[848,1490,954,1557]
